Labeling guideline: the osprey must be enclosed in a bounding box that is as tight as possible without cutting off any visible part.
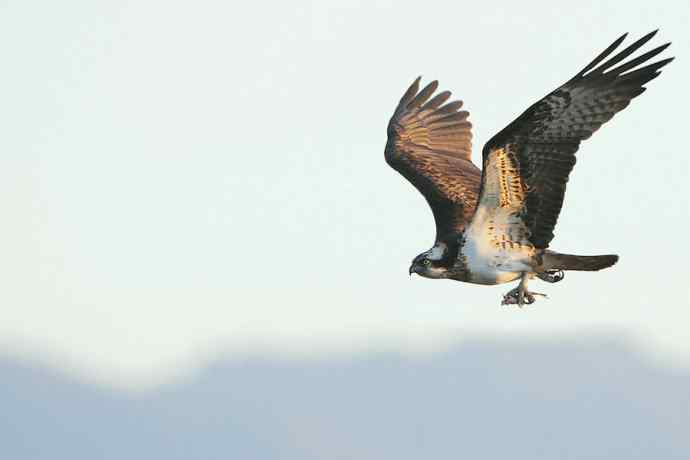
[385,31,672,306]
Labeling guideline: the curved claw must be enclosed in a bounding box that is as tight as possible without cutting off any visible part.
[501,295,518,306]
[537,270,565,283]
[501,290,548,307]
[524,291,548,305]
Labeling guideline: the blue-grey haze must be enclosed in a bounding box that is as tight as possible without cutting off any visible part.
[2,336,689,459]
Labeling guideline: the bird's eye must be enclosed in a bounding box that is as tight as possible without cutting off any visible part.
[423,259,431,266]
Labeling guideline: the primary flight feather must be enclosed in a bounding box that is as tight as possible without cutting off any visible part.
[385,31,673,306]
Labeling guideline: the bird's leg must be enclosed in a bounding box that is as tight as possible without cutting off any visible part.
[501,272,548,307]
[537,269,565,283]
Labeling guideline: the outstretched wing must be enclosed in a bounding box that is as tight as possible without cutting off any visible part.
[385,77,481,241]
[472,31,673,249]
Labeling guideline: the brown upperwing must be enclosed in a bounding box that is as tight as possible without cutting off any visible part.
[385,77,481,242]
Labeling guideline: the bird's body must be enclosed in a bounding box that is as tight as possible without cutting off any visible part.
[385,31,672,306]
[460,226,534,285]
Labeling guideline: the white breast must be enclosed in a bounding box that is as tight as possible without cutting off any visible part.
[461,208,534,285]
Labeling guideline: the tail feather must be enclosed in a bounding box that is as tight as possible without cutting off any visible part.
[543,251,619,272]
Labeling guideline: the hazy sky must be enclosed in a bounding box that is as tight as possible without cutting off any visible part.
[4,337,689,459]
[1,0,688,388]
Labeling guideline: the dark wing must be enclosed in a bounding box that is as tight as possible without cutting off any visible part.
[474,31,673,249]
[385,78,481,241]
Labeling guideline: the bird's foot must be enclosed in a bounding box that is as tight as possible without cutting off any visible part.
[537,269,565,284]
[501,287,547,307]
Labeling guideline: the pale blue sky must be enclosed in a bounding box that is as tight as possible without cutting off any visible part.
[1,0,688,388]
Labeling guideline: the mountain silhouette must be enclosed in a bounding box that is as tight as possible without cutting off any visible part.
[2,335,688,459]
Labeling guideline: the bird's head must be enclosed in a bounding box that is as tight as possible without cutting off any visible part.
[409,250,450,279]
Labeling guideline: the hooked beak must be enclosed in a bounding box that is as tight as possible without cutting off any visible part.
[409,264,417,276]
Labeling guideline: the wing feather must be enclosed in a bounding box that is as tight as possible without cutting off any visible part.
[386,78,481,241]
[473,32,673,249]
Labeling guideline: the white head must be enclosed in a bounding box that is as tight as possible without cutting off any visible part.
[409,243,451,279]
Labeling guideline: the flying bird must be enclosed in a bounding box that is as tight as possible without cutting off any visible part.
[385,31,672,306]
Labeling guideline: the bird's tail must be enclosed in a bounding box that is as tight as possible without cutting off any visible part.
[542,251,619,272]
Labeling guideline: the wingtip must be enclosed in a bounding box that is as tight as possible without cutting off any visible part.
[573,32,629,78]
[420,79,439,96]
[658,44,674,63]
[410,76,422,91]
[411,76,439,89]
[636,29,660,46]
[398,77,423,107]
